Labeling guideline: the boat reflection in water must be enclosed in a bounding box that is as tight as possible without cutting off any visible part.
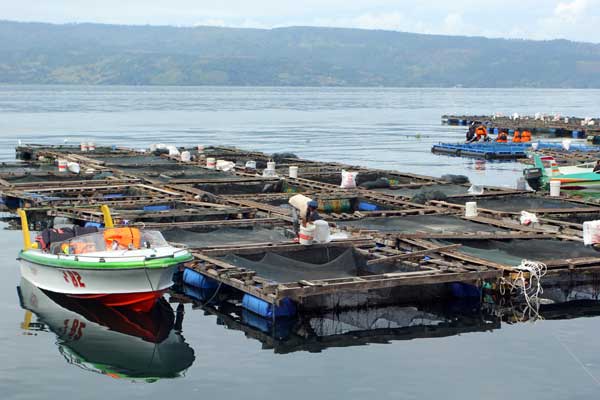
[18,277,195,382]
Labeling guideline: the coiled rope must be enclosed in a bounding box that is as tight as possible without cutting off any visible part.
[500,260,547,321]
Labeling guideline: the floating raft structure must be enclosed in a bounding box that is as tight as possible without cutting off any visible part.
[432,141,600,160]
[442,114,599,139]
[8,143,600,318]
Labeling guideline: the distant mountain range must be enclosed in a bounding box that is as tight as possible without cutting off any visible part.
[1,20,600,87]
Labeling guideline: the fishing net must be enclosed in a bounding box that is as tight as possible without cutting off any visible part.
[220,247,366,282]
[441,239,600,266]
[371,184,470,198]
[448,195,594,212]
[195,180,284,195]
[337,215,504,234]
[161,226,292,248]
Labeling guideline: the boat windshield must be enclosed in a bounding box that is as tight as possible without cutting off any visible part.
[50,229,169,255]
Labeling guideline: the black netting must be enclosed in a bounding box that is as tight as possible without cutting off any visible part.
[448,196,594,212]
[338,215,504,234]
[372,184,470,198]
[162,226,291,248]
[441,239,600,266]
[220,247,365,282]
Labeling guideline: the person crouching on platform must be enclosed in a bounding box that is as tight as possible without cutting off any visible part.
[303,200,322,226]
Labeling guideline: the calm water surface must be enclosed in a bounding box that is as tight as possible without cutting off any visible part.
[2,86,600,399]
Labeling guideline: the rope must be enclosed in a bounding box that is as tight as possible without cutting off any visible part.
[500,259,547,321]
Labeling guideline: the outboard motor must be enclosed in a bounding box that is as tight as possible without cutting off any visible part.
[523,167,543,191]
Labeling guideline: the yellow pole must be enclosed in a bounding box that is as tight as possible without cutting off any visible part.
[21,311,32,330]
[101,205,114,228]
[17,208,32,250]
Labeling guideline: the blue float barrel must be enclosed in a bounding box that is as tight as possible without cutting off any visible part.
[183,268,219,290]
[242,294,296,318]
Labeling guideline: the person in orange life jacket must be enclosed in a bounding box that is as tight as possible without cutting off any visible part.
[496,129,508,143]
[512,129,522,143]
[475,125,487,140]
[521,129,532,142]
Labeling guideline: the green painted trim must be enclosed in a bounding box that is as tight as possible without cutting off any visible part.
[19,250,192,270]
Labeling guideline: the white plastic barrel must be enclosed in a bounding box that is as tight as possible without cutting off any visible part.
[206,157,216,169]
[550,180,561,197]
[57,159,68,173]
[87,141,96,151]
[80,142,88,152]
[289,165,298,178]
[313,220,331,243]
[465,201,478,217]
[180,151,191,162]
[299,224,316,245]
[267,161,276,171]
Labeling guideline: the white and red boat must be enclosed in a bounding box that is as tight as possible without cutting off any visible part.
[17,206,192,312]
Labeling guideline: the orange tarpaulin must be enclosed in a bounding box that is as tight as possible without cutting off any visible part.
[104,227,141,250]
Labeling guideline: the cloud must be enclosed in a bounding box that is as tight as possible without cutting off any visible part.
[554,0,589,22]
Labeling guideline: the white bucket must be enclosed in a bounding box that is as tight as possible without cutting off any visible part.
[80,142,88,152]
[562,139,571,151]
[531,142,539,151]
[206,157,216,169]
[313,220,331,243]
[267,161,276,171]
[550,180,561,197]
[299,224,316,245]
[245,160,257,170]
[57,159,68,173]
[87,141,96,151]
[289,165,298,178]
[180,151,191,162]
[465,201,478,218]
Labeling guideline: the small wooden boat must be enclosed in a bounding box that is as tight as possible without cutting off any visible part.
[17,205,192,312]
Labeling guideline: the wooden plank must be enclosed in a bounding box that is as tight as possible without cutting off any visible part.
[366,244,462,265]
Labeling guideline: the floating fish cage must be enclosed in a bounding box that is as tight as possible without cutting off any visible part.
[8,143,600,316]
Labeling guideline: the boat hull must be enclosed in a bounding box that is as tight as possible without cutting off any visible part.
[19,254,184,311]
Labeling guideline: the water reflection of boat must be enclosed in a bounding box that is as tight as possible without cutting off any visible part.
[18,277,195,381]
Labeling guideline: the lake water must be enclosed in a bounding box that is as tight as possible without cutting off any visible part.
[3,85,600,399]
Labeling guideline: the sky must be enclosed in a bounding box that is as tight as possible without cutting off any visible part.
[3,0,600,43]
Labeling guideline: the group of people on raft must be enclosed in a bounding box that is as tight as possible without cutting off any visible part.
[466,123,532,143]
